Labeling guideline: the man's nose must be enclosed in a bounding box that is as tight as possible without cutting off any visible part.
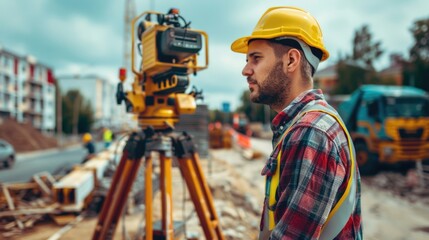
[242,63,253,77]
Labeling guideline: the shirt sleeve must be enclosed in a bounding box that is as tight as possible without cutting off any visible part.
[270,125,346,240]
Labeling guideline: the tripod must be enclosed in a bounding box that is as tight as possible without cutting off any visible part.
[92,128,224,240]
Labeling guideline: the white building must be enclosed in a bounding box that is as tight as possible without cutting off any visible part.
[57,75,125,129]
[0,46,56,132]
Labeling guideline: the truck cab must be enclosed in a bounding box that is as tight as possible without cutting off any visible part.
[338,85,429,175]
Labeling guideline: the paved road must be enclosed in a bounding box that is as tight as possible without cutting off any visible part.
[0,142,105,183]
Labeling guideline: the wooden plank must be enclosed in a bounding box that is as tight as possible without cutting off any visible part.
[0,208,61,217]
[2,229,22,238]
[1,185,24,230]
[0,204,61,217]
[33,174,52,196]
[0,221,16,230]
[3,182,39,191]
[24,215,42,228]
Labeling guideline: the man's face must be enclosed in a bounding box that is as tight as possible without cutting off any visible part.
[242,40,289,106]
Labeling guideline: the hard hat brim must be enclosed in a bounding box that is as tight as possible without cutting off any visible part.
[231,35,268,53]
[231,35,329,61]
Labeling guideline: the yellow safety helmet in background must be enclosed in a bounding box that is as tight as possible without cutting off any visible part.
[231,6,329,63]
[82,133,92,143]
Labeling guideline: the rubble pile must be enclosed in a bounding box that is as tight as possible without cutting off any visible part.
[144,153,263,240]
[0,173,61,238]
[3,137,428,239]
[0,118,58,152]
[362,170,429,206]
[206,159,262,239]
[0,145,125,239]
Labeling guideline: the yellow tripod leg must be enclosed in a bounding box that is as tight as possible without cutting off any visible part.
[145,154,153,240]
[177,152,224,240]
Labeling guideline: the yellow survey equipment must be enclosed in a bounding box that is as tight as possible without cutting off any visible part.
[116,8,209,130]
[93,8,224,240]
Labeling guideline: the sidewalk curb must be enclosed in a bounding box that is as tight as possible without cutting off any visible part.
[16,144,82,162]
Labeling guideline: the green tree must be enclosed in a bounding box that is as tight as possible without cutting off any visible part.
[237,91,252,120]
[236,90,275,123]
[351,25,383,69]
[62,90,94,134]
[209,109,225,123]
[404,18,429,91]
[334,25,384,94]
[78,101,94,133]
[334,60,367,94]
[410,18,429,63]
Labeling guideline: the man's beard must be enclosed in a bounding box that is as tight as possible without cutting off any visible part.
[249,61,289,106]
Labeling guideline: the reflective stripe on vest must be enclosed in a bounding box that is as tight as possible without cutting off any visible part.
[265,104,357,240]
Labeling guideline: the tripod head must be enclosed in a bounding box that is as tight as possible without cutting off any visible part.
[116,8,209,130]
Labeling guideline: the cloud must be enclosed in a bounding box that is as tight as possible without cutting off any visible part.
[2,0,429,111]
[43,15,122,63]
[0,0,122,66]
[56,62,118,84]
[192,42,248,109]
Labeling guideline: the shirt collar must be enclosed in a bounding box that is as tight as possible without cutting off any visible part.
[271,89,325,138]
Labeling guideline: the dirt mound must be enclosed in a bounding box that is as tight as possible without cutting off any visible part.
[0,118,58,153]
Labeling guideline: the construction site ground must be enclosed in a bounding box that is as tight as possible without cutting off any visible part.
[6,139,428,240]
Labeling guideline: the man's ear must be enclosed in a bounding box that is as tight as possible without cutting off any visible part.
[282,49,301,73]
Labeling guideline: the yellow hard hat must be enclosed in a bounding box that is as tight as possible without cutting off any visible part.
[82,133,92,143]
[231,6,329,61]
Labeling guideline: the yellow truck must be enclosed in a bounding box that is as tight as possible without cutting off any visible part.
[338,85,429,175]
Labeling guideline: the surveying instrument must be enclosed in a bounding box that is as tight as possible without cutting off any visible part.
[92,9,224,240]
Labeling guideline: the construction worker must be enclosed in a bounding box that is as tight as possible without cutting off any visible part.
[102,127,113,149]
[231,6,362,239]
[82,133,96,164]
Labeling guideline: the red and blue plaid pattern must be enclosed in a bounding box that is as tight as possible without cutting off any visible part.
[261,89,362,239]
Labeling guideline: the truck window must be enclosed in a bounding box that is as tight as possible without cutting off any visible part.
[384,96,429,117]
[367,100,380,121]
[367,100,380,120]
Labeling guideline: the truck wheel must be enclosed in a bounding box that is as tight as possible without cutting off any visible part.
[355,142,379,176]
[4,156,15,168]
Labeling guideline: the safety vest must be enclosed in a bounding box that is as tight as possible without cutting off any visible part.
[103,129,113,142]
[264,104,357,240]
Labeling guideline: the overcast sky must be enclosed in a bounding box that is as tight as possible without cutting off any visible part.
[0,0,427,110]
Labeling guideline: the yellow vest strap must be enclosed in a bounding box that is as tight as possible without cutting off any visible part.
[265,105,356,240]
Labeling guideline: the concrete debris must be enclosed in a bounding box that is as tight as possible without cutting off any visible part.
[3,143,429,240]
[0,139,137,239]
[362,170,429,205]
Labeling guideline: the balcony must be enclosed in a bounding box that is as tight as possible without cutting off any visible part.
[27,78,43,86]
[27,91,42,100]
[24,108,42,116]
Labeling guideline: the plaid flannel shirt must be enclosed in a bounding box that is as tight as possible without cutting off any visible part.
[261,89,362,240]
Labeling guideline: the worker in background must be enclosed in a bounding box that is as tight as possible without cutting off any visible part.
[231,6,362,239]
[103,127,113,149]
[82,133,95,164]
